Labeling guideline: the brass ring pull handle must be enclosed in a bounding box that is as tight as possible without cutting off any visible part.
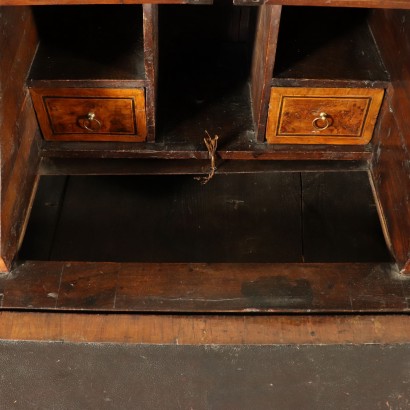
[312,112,330,131]
[78,112,102,132]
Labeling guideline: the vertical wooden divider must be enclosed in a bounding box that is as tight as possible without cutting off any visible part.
[368,10,410,274]
[0,7,41,272]
[143,4,159,143]
[250,5,281,142]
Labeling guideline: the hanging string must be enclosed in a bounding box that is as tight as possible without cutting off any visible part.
[195,131,219,185]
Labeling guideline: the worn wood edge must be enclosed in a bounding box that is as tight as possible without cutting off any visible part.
[0,312,409,345]
[271,78,391,90]
[367,168,394,259]
[401,261,410,275]
[2,261,405,313]
[369,11,410,273]
[251,5,282,142]
[0,0,204,4]
[1,97,41,271]
[38,157,369,176]
[142,4,158,142]
[27,80,147,89]
[16,175,41,256]
[0,258,8,274]
[264,0,410,9]
[40,141,373,161]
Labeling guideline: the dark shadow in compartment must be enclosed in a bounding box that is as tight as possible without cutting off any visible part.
[19,172,392,264]
[156,4,257,146]
[29,5,145,81]
[273,7,389,82]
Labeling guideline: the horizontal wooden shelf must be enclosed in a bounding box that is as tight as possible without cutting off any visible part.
[39,158,369,175]
[0,261,408,313]
[40,140,374,161]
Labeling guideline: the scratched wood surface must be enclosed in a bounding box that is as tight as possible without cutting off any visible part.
[369,10,410,274]
[0,8,41,271]
[1,311,410,345]
[0,261,408,312]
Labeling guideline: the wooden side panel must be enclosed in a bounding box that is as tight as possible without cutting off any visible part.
[0,7,38,185]
[369,10,410,273]
[250,5,281,142]
[0,7,40,271]
[370,102,410,274]
[143,4,158,142]
[1,98,41,270]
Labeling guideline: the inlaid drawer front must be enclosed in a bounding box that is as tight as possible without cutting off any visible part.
[266,87,384,145]
[30,88,147,142]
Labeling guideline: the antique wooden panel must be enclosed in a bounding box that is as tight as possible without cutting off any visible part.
[143,4,159,142]
[1,98,41,270]
[0,312,410,344]
[250,5,281,142]
[30,88,147,142]
[0,7,40,271]
[369,10,410,273]
[0,261,406,312]
[1,7,38,184]
[266,88,384,145]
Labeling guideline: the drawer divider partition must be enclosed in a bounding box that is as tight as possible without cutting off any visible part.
[250,4,282,142]
[143,4,159,142]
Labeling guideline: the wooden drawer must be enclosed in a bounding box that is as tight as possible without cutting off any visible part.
[266,88,384,145]
[30,88,147,142]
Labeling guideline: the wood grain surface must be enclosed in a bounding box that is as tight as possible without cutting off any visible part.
[266,88,384,145]
[30,87,147,142]
[1,261,405,313]
[0,311,410,344]
[369,10,410,273]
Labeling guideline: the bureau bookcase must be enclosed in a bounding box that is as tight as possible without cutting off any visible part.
[0,0,409,314]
